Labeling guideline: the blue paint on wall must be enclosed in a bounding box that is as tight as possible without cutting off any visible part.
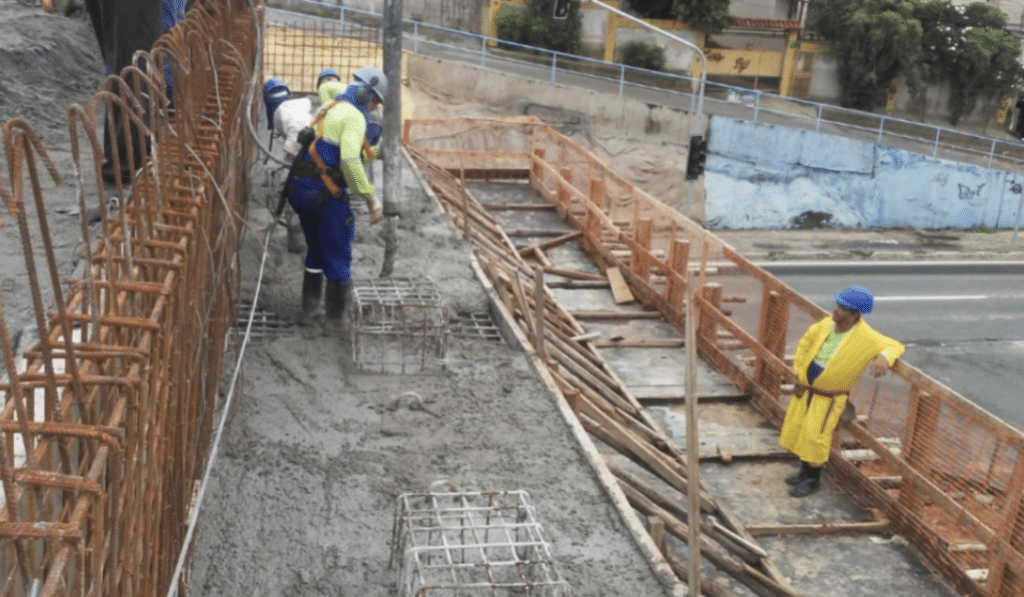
[705,116,1020,229]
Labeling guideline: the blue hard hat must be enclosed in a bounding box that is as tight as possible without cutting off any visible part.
[262,77,291,130]
[316,67,340,87]
[835,285,873,314]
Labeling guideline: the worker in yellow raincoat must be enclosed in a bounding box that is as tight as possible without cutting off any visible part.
[779,285,904,497]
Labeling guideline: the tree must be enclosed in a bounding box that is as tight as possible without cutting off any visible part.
[523,0,583,55]
[627,0,732,34]
[808,0,923,110]
[915,1,1023,125]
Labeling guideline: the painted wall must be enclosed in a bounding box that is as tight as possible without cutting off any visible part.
[705,116,1024,229]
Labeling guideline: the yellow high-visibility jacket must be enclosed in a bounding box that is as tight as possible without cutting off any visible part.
[780,316,904,464]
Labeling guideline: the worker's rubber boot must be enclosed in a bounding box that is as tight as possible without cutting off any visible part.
[784,461,811,486]
[299,271,324,325]
[323,280,351,337]
[790,466,822,498]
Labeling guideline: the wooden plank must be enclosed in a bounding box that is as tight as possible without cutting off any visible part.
[593,338,686,348]
[442,167,531,180]
[488,203,557,211]
[699,449,797,463]
[606,266,635,305]
[547,280,610,289]
[744,521,891,537]
[516,230,583,257]
[571,310,663,320]
[638,393,750,404]
[542,266,606,281]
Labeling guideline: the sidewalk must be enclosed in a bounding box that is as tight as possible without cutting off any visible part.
[713,228,1024,262]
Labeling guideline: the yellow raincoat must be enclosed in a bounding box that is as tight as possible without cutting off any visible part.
[779,316,904,464]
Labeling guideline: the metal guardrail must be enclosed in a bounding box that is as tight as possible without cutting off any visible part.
[282,0,1024,171]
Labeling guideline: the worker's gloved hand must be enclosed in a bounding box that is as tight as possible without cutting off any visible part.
[367,194,384,225]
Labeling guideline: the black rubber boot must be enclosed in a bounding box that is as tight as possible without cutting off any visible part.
[790,466,822,497]
[299,272,324,325]
[785,461,811,486]
[323,280,351,336]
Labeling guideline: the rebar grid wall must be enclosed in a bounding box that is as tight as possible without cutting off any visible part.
[0,1,257,596]
[263,6,383,96]
[405,117,1024,597]
[390,491,570,597]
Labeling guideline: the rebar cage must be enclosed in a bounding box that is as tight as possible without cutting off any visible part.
[351,277,449,374]
[390,491,571,597]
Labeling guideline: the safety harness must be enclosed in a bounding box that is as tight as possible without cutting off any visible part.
[277,98,376,219]
[301,99,375,198]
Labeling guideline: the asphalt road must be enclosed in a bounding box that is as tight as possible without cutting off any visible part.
[762,261,1024,429]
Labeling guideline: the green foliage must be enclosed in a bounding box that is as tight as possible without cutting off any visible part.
[627,0,732,34]
[809,0,923,110]
[519,0,582,55]
[674,0,732,34]
[626,0,675,19]
[495,7,527,48]
[915,0,1023,124]
[619,41,667,71]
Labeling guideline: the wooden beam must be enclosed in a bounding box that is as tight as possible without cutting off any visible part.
[593,338,686,348]
[698,449,796,462]
[570,310,663,320]
[744,520,891,537]
[542,266,606,281]
[516,230,583,256]
[488,203,557,211]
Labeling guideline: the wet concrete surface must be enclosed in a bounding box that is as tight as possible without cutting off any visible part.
[469,181,967,597]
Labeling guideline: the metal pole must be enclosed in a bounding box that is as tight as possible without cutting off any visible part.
[381,0,403,278]
[582,0,707,220]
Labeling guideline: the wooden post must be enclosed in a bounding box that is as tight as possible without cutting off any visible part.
[589,178,605,210]
[631,218,653,282]
[565,388,581,418]
[648,515,667,556]
[698,283,723,349]
[755,290,788,397]
[531,148,545,185]
[559,167,573,210]
[533,265,546,364]
[685,271,702,597]
[666,239,690,310]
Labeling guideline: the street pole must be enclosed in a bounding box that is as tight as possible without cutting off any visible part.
[381,0,403,277]
[583,0,707,219]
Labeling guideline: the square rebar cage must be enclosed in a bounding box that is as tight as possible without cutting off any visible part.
[390,491,571,597]
[351,277,448,373]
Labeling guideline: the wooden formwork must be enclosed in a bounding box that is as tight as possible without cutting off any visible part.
[406,116,1024,597]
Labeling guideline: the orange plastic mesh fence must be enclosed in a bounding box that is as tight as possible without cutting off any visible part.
[0,1,255,596]
[406,116,1024,597]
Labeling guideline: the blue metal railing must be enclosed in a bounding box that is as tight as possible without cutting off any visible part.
[268,1,1024,171]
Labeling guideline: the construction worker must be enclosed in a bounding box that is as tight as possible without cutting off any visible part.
[84,0,163,183]
[284,66,387,334]
[779,285,904,497]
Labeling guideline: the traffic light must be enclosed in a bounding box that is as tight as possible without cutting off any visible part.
[686,135,708,180]
[553,0,572,19]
